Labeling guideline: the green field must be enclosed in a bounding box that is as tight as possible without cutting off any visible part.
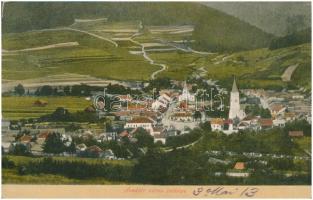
[2,96,91,120]
[198,43,311,89]
[3,155,133,184]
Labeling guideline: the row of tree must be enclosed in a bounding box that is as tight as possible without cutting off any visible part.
[13,83,141,96]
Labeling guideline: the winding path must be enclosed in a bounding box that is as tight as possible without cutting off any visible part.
[128,33,167,79]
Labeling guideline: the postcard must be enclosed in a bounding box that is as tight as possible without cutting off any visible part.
[1,1,311,198]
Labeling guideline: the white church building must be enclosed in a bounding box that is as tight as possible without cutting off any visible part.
[228,77,246,120]
[178,81,195,102]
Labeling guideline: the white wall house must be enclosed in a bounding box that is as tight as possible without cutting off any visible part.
[211,118,224,131]
[124,117,155,135]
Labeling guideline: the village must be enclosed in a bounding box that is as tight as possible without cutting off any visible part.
[2,76,311,170]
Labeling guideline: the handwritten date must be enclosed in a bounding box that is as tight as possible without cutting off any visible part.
[192,186,259,198]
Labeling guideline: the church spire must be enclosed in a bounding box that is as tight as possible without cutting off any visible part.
[232,76,239,93]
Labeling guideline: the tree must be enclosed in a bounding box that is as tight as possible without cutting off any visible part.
[43,132,66,154]
[193,111,202,121]
[63,86,71,95]
[200,121,211,132]
[67,141,76,154]
[2,156,15,168]
[133,128,154,148]
[14,84,25,96]
[11,143,31,156]
[51,107,71,121]
[37,85,54,96]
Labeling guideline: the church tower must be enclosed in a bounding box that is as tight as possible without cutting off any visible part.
[228,77,245,120]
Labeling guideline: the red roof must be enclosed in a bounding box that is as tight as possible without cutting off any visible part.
[128,117,153,123]
[119,130,129,137]
[259,118,273,127]
[86,145,103,153]
[211,118,224,125]
[270,104,285,112]
[173,112,192,117]
[38,131,51,139]
[19,135,32,143]
[234,162,245,170]
[224,119,233,125]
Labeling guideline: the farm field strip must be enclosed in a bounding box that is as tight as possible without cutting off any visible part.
[2,96,91,120]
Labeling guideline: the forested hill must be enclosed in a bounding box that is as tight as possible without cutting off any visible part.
[269,28,311,50]
[2,2,273,52]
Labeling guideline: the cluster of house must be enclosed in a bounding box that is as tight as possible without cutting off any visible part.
[209,78,310,134]
[2,125,116,159]
[243,88,311,123]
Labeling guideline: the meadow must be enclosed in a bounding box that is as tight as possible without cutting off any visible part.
[2,96,91,120]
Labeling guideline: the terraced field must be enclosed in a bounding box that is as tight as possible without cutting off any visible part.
[2,29,158,81]
[2,19,311,90]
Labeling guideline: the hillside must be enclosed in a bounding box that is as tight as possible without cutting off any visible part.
[269,28,311,50]
[2,2,273,52]
[204,2,311,36]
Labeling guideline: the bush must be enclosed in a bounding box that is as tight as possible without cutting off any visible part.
[2,157,15,168]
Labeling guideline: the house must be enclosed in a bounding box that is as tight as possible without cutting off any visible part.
[119,130,129,138]
[19,135,33,144]
[234,162,245,170]
[30,141,44,155]
[237,121,250,130]
[152,127,165,135]
[37,131,51,144]
[152,93,171,111]
[76,143,87,152]
[226,162,250,178]
[273,118,286,127]
[154,133,166,144]
[210,118,224,131]
[85,145,103,158]
[170,112,193,122]
[103,149,116,160]
[258,118,273,130]
[288,131,304,137]
[269,104,286,118]
[124,117,155,134]
[284,112,296,121]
